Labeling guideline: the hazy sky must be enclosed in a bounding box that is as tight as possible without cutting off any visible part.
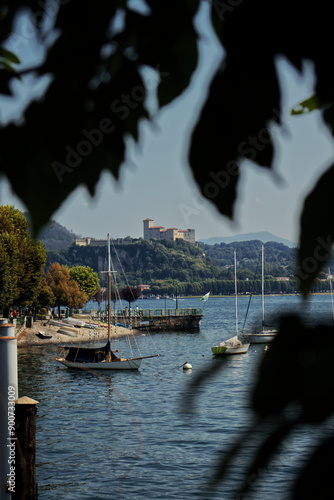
[1,4,334,243]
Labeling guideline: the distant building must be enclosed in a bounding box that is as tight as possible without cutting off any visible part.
[75,237,108,246]
[143,218,195,244]
[75,237,93,246]
[75,237,131,246]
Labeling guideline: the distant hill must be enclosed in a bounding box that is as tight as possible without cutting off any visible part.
[199,231,296,248]
[38,220,80,250]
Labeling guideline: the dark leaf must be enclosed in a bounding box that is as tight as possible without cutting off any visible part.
[189,0,282,220]
[208,424,255,493]
[120,2,200,108]
[0,2,125,236]
[293,434,334,500]
[237,420,293,498]
[253,315,334,423]
[0,70,12,94]
[189,60,279,219]
[297,165,334,294]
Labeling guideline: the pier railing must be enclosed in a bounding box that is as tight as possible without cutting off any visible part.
[89,308,203,318]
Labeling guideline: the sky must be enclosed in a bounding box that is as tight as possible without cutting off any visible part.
[1,4,334,244]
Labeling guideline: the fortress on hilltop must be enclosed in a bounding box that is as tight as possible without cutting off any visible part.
[74,220,196,245]
[143,218,195,244]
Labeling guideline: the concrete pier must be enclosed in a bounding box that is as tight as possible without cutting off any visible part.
[113,308,204,331]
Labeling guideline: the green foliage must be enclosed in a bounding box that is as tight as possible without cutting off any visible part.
[291,95,321,115]
[0,205,48,312]
[45,239,221,287]
[44,237,333,296]
[200,240,296,276]
[68,265,100,298]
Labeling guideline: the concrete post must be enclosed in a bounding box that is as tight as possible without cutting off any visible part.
[0,324,15,337]
[0,335,18,500]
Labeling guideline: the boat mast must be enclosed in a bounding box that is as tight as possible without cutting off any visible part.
[107,233,111,343]
[329,267,334,325]
[234,251,238,339]
[261,244,265,332]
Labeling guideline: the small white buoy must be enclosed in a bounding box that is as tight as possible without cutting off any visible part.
[183,362,192,370]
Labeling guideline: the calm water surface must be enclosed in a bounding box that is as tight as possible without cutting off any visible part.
[17,295,334,499]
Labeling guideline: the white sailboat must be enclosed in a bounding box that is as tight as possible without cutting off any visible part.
[57,234,159,370]
[212,252,250,355]
[242,244,278,344]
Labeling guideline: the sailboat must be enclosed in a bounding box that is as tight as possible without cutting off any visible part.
[212,252,250,355]
[241,244,278,344]
[56,234,159,370]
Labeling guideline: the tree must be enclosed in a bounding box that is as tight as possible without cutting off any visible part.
[68,265,100,298]
[34,280,55,311]
[120,286,141,309]
[92,287,106,311]
[46,263,88,317]
[0,205,48,315]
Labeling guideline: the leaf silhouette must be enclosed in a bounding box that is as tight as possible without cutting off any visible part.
[298,164,334,294]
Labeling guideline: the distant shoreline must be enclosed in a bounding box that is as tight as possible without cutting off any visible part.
[157,292,332,299]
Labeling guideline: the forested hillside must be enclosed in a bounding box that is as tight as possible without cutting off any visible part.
[39,220,80,250]
[199,240,296,277]
[45,237,334,296]
[46,238,219,292]
[26,215,80,250]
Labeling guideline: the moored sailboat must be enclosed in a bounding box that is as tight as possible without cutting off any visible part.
[241,244,278,344]
[56,234,159,370]
[212,252,250,355]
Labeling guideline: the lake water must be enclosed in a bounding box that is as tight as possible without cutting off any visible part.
[17,295,334,499]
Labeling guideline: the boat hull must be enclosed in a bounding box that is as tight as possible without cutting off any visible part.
[211,345,227,355]
[212,344,249,355]
[212,336,250,355]
[56,357,143,370]
[223,344,249,354]
[242,331,277,344]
